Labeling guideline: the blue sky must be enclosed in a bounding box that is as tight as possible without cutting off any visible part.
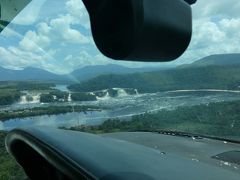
[1,0,240,74]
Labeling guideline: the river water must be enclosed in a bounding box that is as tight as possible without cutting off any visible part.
[1,89,240,131]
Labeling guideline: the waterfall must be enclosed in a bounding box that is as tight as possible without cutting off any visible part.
[68,93,72,102]
[53,95,57,100]
[101,91,111,99]
[32,95,40,103]
[97,91,111,100]
[105,92,111,99]
[19,96,28,104]
[134,89,139,95]
[96,88,137,99]
[117,88,128,97]
[20,94,40,104]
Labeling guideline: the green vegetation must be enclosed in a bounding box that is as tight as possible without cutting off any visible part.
[40,94,55,103]
[0,81,56,106]
[26,95,33,102]
[68,65,240,93]
[108,89,118,97]
[0,131,26,180]
[40,90,70,103]
[0,89,21,106]
[0,104,100,178]
[71,93,97,101]
[39,92,97,103]
[125,88,138,95]
[1,100,240,179]
[50,90,69,101]
[68,100,240,139]
[0,105,100,122]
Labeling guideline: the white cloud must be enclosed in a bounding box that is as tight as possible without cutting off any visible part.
[177,2,240,64]
[49,15,90,44]
[19,30,51,52]
[60,51,111,73]
[219,18,240,39]
[0,45,57,71]
[1,0,240,73]
[61,51,175,73]
[1,27,22,38]
[192,20,225,47]
[0,0,93,74]
[13,0,47,25]
[66,0,90,28]
[18,14,91,53]
[37,23,51,35]
[0,46,34,68]
[192,0,240,19]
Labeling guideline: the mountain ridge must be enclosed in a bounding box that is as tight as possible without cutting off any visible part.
[0,66,66,81]
[0,54,240,82]
[70,64,171,81]
[0,64,168,82]
[69,64,240,93]
[179,53,240,68]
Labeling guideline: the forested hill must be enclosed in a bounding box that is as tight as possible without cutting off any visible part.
[0,64,167,82]
[179,53,240,68]
[70,64,170,81]
[68,65,240,93]
[0,67,67,82]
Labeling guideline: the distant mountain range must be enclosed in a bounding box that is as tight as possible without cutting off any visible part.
[0,54,240,82]
[0,64,168,82]
[70,64,170,81]
[179,53,240,68]
[69,54,240,93]
[0,67,66,81]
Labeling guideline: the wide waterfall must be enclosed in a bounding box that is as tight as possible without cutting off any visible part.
[95,90,111,100]
[134,89,139,95]
[116,88,128,97]
[68,93,72,102]
[19,94,40,104]
[101,91,111,99]
[19,96,28,104]
[32,95,40,103]
[95,88,139,99]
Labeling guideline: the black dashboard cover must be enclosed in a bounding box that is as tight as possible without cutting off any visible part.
[5,127,240,180]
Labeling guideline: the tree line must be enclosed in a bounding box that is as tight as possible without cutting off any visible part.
[68,100,240,139]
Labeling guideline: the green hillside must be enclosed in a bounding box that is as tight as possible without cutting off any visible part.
[68,65,240,93]
[179,54,240,68]
[68,100,240,140]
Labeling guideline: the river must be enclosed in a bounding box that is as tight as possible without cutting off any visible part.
[1,88,240,131]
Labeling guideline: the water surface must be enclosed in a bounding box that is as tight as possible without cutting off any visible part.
[1,89,240,131]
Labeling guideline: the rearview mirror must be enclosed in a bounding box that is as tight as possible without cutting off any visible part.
[83,0,195,62]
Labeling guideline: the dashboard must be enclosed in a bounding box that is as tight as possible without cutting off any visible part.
[6,127,240,180]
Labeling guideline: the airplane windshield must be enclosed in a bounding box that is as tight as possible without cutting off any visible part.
[0,0,240,179]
